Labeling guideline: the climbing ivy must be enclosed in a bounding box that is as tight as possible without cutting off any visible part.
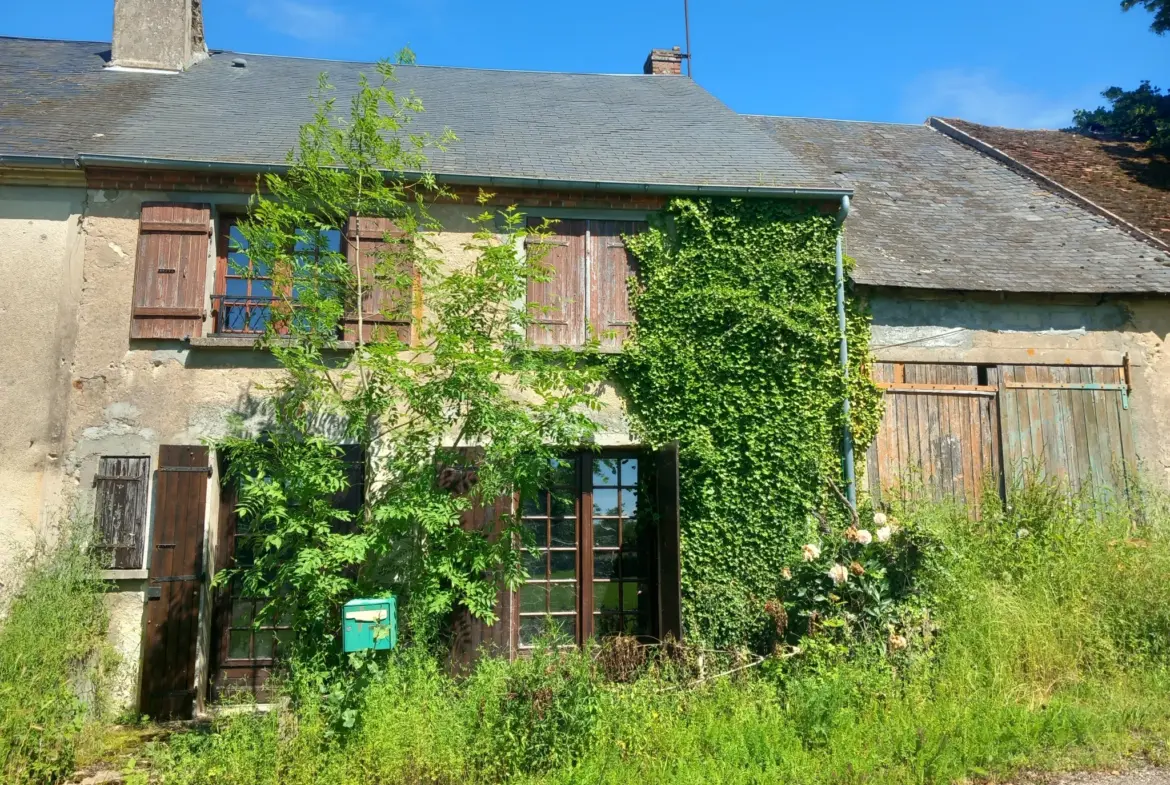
[613,197,882,649]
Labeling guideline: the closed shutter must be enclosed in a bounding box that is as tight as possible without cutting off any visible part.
[342,216,415,343]
[656,441,683,641]
[589,221,645,351]
[93,456,150,569]
[140,445,209,720]
[130,203,211,339]
[526,218,586,347]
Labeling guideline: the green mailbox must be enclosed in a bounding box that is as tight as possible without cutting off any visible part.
[342,597,397,653]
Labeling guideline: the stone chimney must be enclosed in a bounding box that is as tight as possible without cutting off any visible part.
[111,0,208,71]
[643,47,685,75]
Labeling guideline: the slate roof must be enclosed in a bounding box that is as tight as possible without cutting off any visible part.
[746,115,1170,294]
[0,36,841,193]
[943,119,1170,246]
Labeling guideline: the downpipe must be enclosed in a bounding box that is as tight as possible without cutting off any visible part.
[835,195,856,507]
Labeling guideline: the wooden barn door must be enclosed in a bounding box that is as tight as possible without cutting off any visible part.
[867,362,1001,513]
[140,445,209,720]
[998,364,1137,504]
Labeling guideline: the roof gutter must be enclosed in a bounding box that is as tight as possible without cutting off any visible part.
[835,195,856,509]
[0,154,79,168]
[67,153,853,199]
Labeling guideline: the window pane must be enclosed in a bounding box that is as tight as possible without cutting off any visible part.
[621,488,638,517]
[225,277,248,296]
[550,490,575,517]
[323,228,342,252]
[593,551,618,579]
[549,551,576,581]
[523,549,547,579]
[520,583,547,613]
[593,458,619,487]
[519,615,575,646]
[252,278,273,298]
[254,630,275,659]
[620,458,638,486]
[229,224,249,249]
[550,457,577,487]
[595,613,623,636]
[522,518,547,548]
[521,493,545,516]
[230,601,253,627]
[593,518,618,548]
[549,582,576,612]
[622,517,643,547]
[550,517,575,547]
[593,488,619,517]
[228,630,251,659]
[621,550,642,581]
[594,581,620,611]
[623,583,645,611]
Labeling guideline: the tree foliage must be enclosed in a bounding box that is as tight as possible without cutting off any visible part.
[1123,0,1170,34]
[612,198,882,649]
[1070,81,1170,149]
[217,60,605,672]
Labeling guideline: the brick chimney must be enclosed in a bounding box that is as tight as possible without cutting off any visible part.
[110,0,208,71]
[643,47,685,76]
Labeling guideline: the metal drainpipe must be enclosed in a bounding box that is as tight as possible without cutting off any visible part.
[835,195,856,506]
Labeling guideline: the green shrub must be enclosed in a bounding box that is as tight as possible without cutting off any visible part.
[0,525,112,785]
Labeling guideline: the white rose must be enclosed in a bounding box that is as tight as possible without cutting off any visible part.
[828,563,849,585]
[802,543,821,562]
[873,512,888,526]
[876,526,892,543]
[855,529,873,545]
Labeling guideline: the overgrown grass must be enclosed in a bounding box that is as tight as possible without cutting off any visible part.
[0,525,113,785]
[138,481,1170,785]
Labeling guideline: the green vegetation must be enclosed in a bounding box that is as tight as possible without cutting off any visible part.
[613,197,883,648]
[136,483,1170,785]
[0,526,114,785]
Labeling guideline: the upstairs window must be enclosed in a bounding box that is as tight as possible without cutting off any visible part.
[525,219,645,351]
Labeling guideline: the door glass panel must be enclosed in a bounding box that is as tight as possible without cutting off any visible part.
[520,583,547,613]
[592,458,619,487]
[519,456,580,648]
[593,489,619,516]
[550,517,575,546]
[549,582,576,612]
[593,551,618,579]
[594,581,621,611]
[549,551,576,581]
[593,518,619,548]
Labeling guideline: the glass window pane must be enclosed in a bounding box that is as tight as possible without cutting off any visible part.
[620,458,638,486]
[519,615,575,646]
[593,489,619,517]
[550,517,575,547]
[549,551,575,581]
[623,583,644,611]
[621,550,642,581]
[523,549,547,579]
[520,583,547,614]
[553,615,576,642]
[594,581,620,611]
[225,277,248,296]
[622,517,642,547]
[595,613,623,636]
[549,490,575,517]
[521,493,545,517]
[593,518,618,548]
[252,278,273,298]
[549,582,576,612]
[254,630,275,659]
[593,551,618,579]
[230,601,253,627]
[248,305,270,332]
[593,458,619,487]
[323,228,342,252]
[522,518,547,548]
[228,629,251,659]
[229,224,248,249]
[621,488,638,517]
[550,457,577,488]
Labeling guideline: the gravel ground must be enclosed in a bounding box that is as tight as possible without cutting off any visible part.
[1029,769,1170,785]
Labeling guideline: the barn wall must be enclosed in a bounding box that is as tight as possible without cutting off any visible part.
[867,288,1170,487]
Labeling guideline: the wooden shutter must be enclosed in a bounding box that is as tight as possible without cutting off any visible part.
[93,456,150,570]
[656,441,683,641]
[342,216,415,343]
[140,445,209,720]
[589,220,645,351]
[526,218,586,346]
[130,203,211,339]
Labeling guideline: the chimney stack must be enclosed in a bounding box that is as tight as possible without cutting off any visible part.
[111,0,208,71]
[643,47,685,76]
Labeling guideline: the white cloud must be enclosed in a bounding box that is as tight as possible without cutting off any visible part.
[901,69,1101,130]
[246,0,350,41]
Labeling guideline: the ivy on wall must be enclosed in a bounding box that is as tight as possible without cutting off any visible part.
[613,197,883,648]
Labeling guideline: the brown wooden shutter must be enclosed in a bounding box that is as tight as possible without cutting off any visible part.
[656,441,683,641]
[130,203,211,339]
[140,445,209,720]
[447,448,517,669]
[526,218,586,346]
[342,216,415,343]
[93,456,150,570]
[589,220,646,351]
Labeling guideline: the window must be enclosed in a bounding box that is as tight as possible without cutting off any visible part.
[518,451,655,647]
[213,216,342,335]
[525,219,645,351]
[92,456,150,570]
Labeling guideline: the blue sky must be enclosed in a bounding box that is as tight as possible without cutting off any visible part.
[4,0,1166,128]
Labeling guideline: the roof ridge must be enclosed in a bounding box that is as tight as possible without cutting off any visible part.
[928,116,1170,253]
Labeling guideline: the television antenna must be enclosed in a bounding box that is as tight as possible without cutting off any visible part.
[684,0,693,77]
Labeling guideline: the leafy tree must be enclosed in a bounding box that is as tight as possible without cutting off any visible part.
[1122,0,1170,34]
[1069,81,1170,149]
[216,59,605,675]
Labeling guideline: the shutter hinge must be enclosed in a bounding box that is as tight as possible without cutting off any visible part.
[158,465,212,476]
